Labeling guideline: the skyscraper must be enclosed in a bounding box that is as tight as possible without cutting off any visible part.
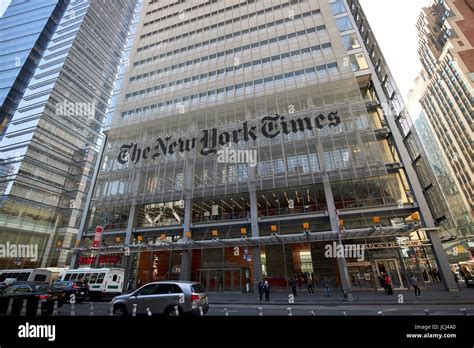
[416,0,473,219]
[75,0,457,293]
[0,0,137,268]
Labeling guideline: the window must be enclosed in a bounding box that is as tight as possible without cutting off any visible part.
[90,273,98,284]
[330,0,346,15]
[137,284,157,296]
[341,33,360,50]
[112,275,118,282]
[191,283,206,293]
[96,273,106,284]
[34,274,47,282]
[336,16,352,32]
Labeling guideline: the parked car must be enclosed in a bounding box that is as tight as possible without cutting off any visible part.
[111,281,208,316]
[0,282,64,315]
[53,280,89,302]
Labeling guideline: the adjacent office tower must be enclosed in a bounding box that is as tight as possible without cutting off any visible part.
[416,0,473,219]
[76,0,457,292]
[0,0,137,268]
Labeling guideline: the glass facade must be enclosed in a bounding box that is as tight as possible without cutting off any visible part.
[75,0,457,292]
[0,0,137,268]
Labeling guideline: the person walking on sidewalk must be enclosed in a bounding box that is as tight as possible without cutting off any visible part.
[306,273,314,294]
[321,277,331,297]
[409,274,421,297]
[384,273,393,295]
[264,280,270,302]
[378,273,387,293]
[289,276,297,297]
[258,279,265,302]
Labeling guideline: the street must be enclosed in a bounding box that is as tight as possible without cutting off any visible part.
[54,301,474,316]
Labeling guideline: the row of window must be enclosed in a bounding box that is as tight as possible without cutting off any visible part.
[130,28,328,82]
[137,8,321,52]
[141,1,284,40]
[126,42,332,99]
[121,62,338,117]
[145,0,184,17]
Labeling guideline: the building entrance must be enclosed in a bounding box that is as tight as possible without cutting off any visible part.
[198,267,243,293]
[374,259,406,289]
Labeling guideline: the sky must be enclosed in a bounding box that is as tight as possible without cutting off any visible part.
[0,0,429,98]
[359,0,432,99]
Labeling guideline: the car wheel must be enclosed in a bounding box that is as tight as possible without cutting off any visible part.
[113,304,127,316]
[164,306,181,316]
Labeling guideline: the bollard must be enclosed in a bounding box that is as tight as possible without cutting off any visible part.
[287,308,292,316]
[460,308,468,316]
[109,303,114,316]
[52,301,58,316]
[132,303,137,317]
[343,311,347,316]
[89,302,94,316]
[310,310,316,316]
[7,298,13,315]
[20,299,27,316]
[377,311,384,316]
[258,307,263,316]
[146,308,152,316]
[224,308,229,316]
[36,301,42,316]
[174,305,179,316]
[199,306,204,316]
[70,303,75,316]
[424,309,429,316]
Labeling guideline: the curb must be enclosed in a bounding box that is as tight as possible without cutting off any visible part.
[209,301,474,306]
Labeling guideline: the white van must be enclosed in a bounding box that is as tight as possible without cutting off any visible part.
[0,268,52,284]
[58,268,124,299]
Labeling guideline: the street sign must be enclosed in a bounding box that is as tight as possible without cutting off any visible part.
[91,226,104,249]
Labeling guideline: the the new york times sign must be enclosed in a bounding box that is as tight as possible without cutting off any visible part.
[118,111,341,165]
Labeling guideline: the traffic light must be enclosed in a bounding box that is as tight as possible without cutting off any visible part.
[302,222,310,230]
[372,216,380,224]
[240,227,247,236]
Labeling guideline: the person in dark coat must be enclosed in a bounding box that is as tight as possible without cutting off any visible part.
[289,276,297,297]
[258,280,265,302]
[378,273,387,293]
[264,280,270,302]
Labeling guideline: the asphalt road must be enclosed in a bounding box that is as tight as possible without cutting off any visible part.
[55,301,474,316]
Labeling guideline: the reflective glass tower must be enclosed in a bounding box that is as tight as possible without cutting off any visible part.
[0,0,137,268]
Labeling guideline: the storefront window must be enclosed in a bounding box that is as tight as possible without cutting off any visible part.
[192,193,250,223]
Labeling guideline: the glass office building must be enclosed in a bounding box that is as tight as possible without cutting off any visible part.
[75,0,457,293]
[0,0,137,268]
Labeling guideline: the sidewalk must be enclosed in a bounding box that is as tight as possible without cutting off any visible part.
[208,283,474,305]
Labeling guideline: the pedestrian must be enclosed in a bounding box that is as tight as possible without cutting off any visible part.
[264,280,270,302]
[378,273,387,293]
[384,273,393,295]
[306,274,314,294]
[409,274,421,297]
[289,276,297,297]
[258,279,265,302]
[321,277,330,297]
[127,279,133,292]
